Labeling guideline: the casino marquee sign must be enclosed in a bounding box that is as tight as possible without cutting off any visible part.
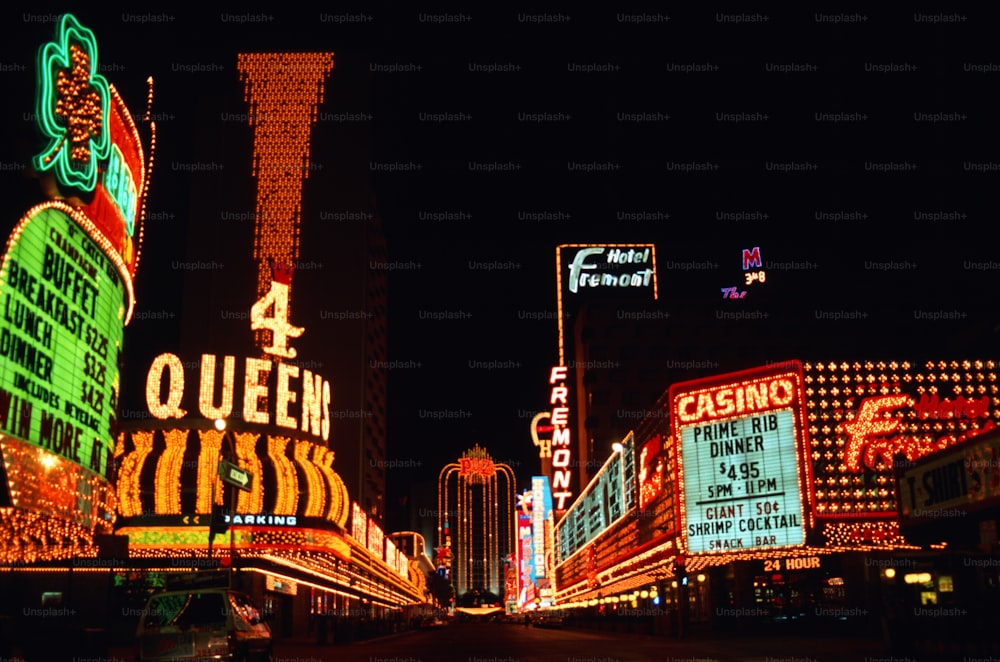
[0,14,151,562]
[671,362,813,556]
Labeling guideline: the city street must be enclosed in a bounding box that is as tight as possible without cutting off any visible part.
[5,9,1000,662]
[296,623,878,662]
[99,620,903,662]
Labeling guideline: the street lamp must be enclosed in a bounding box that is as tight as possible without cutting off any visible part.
[208,419,254,581]
[207,419,230,560]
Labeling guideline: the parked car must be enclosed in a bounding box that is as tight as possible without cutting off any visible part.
[135,587,272,661]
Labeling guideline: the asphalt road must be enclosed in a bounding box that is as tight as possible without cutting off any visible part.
[264,621,889,662]
[87,618,1000,662]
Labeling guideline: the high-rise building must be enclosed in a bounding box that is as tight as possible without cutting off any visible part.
[360,202,389,523]
[105,49,419,640]
[437,445,517,604]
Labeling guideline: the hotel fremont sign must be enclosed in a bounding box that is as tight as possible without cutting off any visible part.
[565,246,655,294]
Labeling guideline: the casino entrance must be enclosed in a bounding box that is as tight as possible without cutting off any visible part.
[707,554,875,635]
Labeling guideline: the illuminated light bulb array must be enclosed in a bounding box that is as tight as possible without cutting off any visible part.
[295,440,325,517]
[270,545,421,604]
[118,528,263,557]
[236,52,335,315]
[131,75,156,276]
[146,353,186,418]
[557,536,674,603]
[234,431,264,514]
[803,360,998,523]
[0,508,97,565]
[194,429,225,512]
[0,438,116,564]
[154,429,188,514]
[267,435,299,515]
[34,15,111,193]
[313,445,349,526]
[438,451,516,598]
[116,429,153,516]
[199,355,236,419]
[104,83,147,256]
[59,45,102,163]
[116,428,348,525]
[821,521,918,551]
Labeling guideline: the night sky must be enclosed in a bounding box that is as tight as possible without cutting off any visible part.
[3,7,1000,534]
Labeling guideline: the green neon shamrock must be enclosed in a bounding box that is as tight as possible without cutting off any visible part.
[33,14,111,193]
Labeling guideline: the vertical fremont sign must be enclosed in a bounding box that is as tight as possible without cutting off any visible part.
[548,366,573,510]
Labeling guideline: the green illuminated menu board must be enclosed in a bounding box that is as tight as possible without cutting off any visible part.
[0,206,125,476]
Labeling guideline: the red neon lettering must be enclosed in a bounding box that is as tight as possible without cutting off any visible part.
[552,449,571,467]
[745,382,768,410]
[840,395,913,472]
[553,470,571,489]
[677,375,798,424]
[914,394,990,420]
[550,386,568,405]
[742,246,762,269]
[553,427,571,447]
[551,407,570,427]
[768,378,794,406]
[549,366,567,383]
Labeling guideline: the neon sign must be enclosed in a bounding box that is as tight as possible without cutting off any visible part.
[144,351,331,442]
[840,392,994,473]
[367,515,385,557]
[803,360,1000,536]
[566,246,654,294]
[722,246,766,299]
[251,261,303,360]
[0,205,124,476]
[237,52,334,330]
[530,411,552,459]
[34,14,111,193]
[144,261,332,442]
[675,374,797,425]
[554,243,658,366]
[638,434,664,508]
[549,365,573,510]
[531,476,552,580]
[459,455,496,478]
[743,246,766,287]
[672,363,810,554]
[105,144,137,234]
[351,501,366,542]
[555,432,635,563]
[225,513,297,526]
[742,246,762,270]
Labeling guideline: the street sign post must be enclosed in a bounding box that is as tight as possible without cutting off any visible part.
[219,460,253,492]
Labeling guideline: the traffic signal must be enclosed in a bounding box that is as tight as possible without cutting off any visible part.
[210,504,229,536]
